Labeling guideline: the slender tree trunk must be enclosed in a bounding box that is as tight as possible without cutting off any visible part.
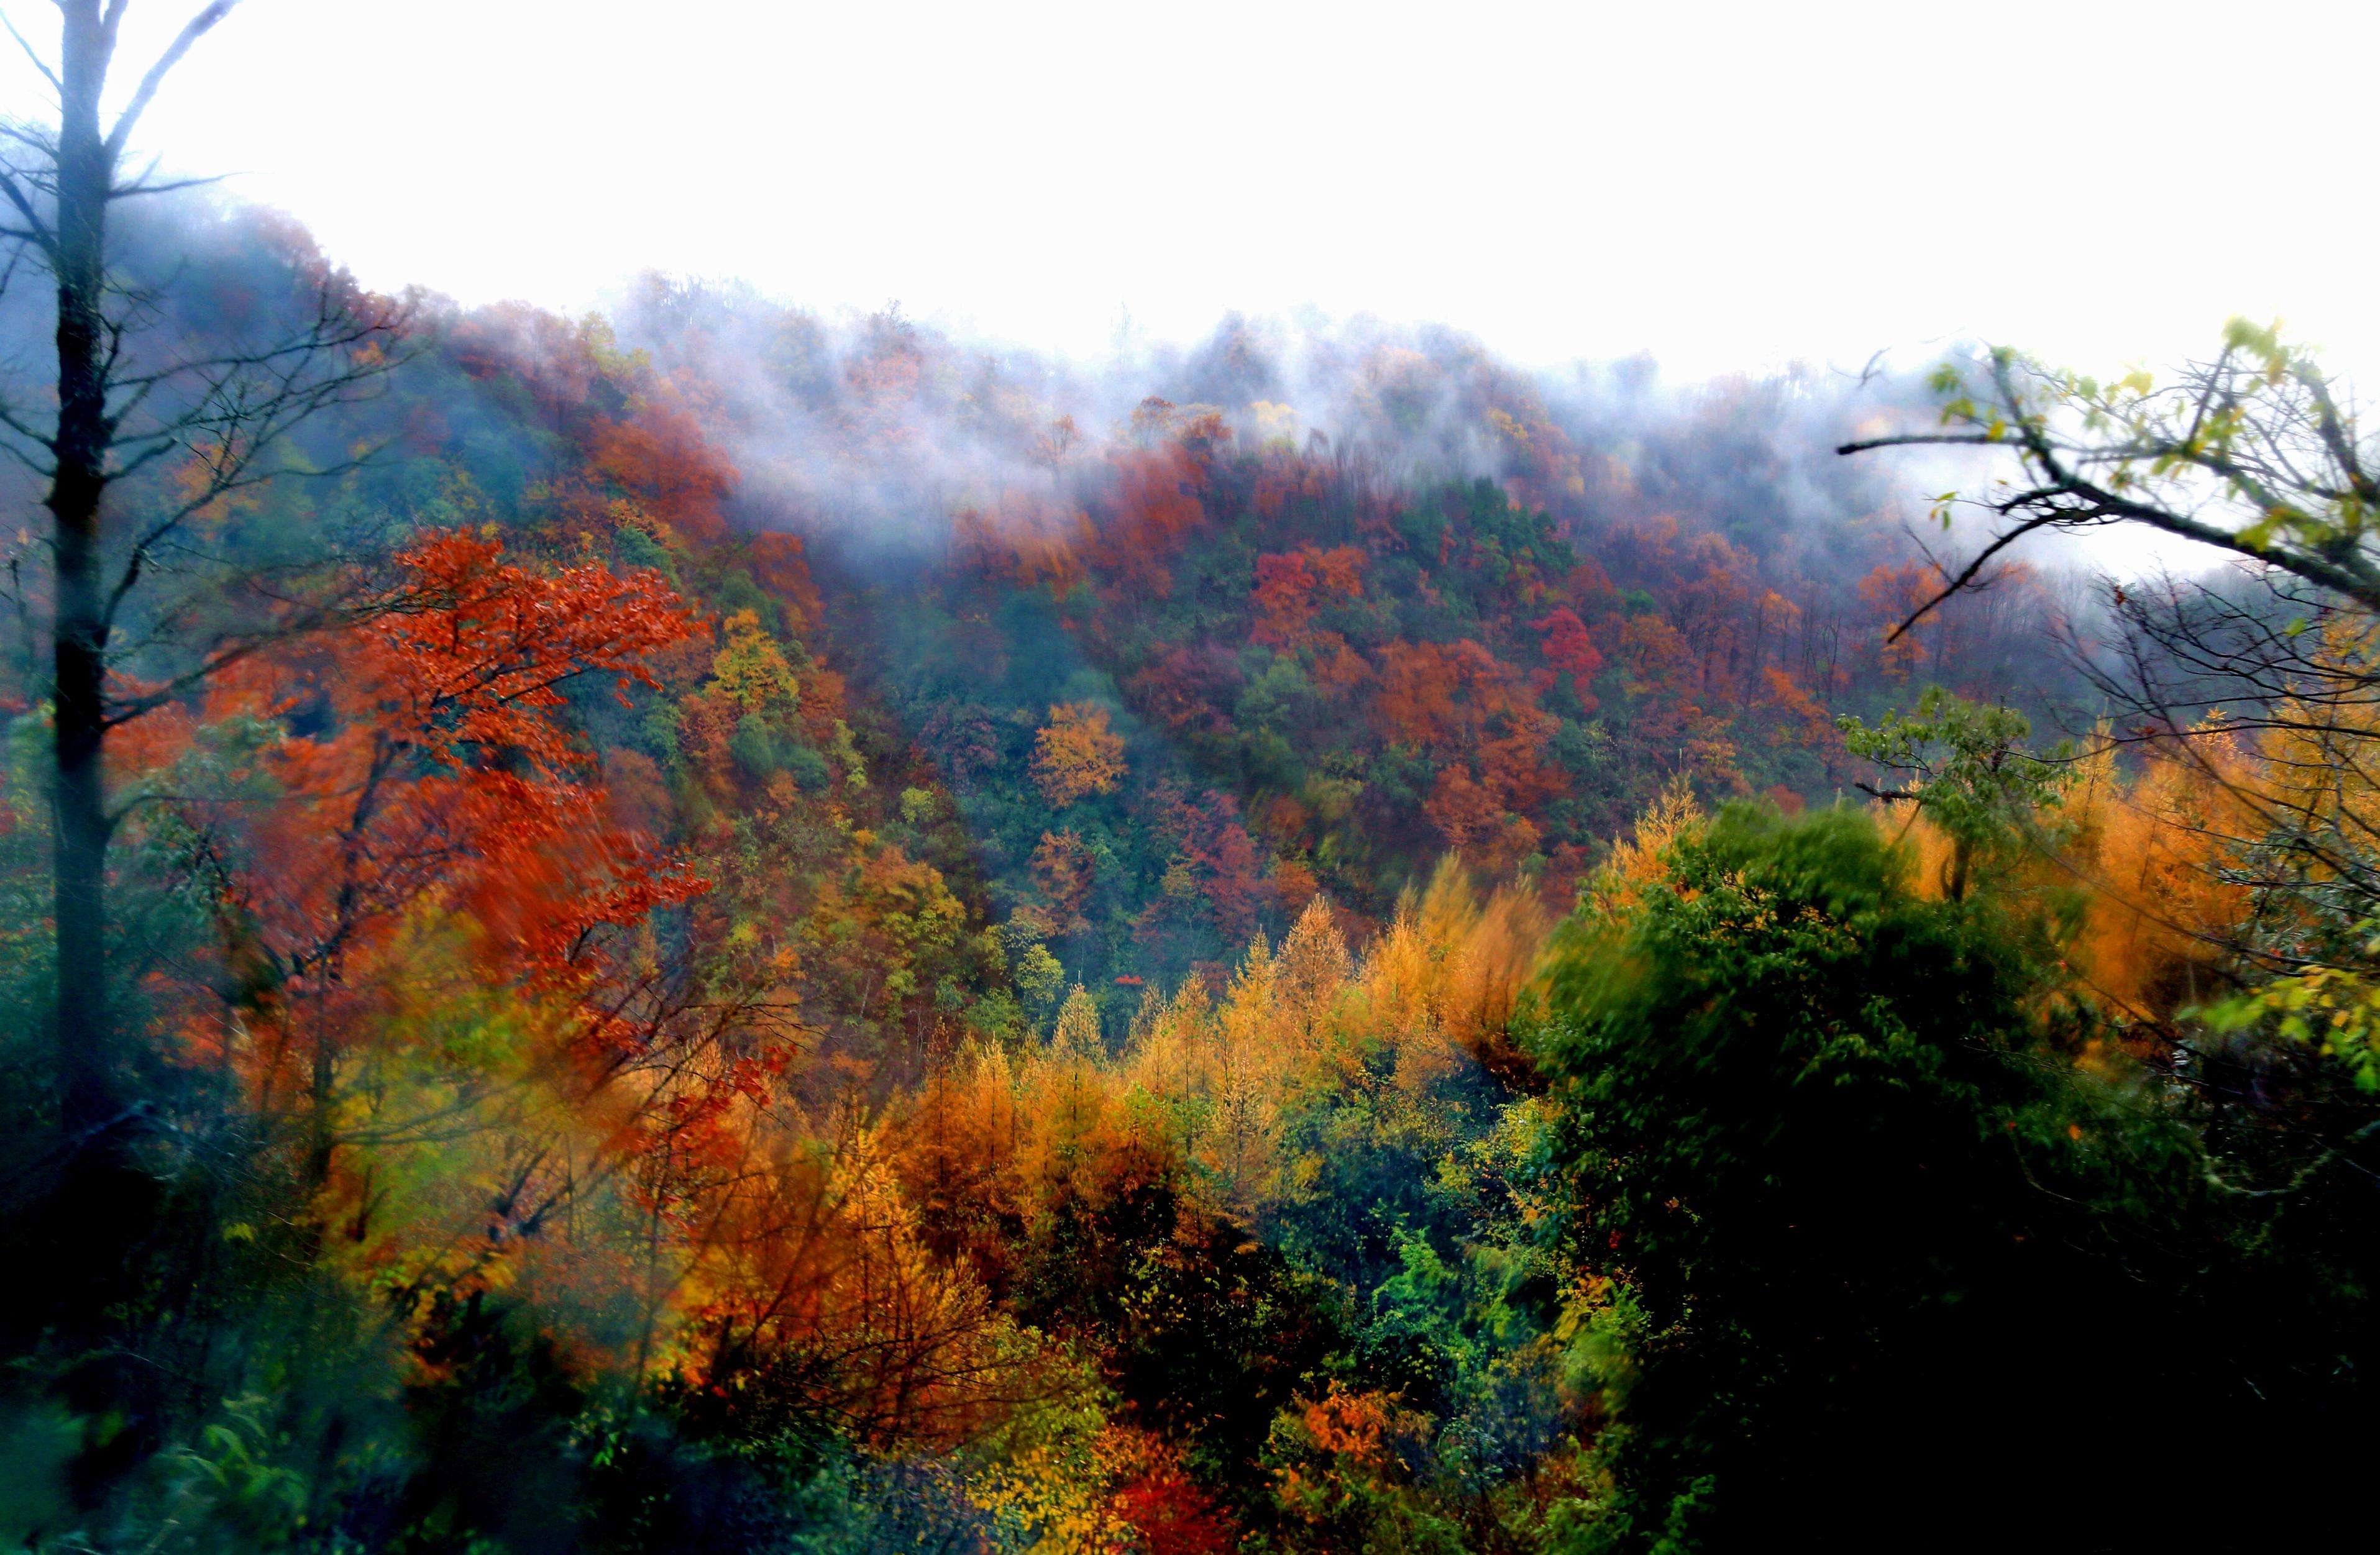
[305,994,337,1188]
[49,2,119,1142]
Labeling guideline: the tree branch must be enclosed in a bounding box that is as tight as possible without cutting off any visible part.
[103,0,239,163]
[0,6,62,96]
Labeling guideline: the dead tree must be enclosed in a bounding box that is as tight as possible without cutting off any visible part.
[0,1,399,1150]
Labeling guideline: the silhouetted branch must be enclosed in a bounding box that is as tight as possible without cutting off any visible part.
[103,1,240,163]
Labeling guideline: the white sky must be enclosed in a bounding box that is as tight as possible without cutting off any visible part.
[7,0,2373,381]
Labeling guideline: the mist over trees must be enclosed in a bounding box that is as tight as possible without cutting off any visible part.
[0,6,2371,1554]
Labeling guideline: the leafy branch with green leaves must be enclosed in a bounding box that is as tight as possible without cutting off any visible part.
[1842,319,2380,641]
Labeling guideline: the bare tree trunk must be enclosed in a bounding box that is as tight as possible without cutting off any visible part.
[48,1,118,1142]
[305,995,337,1188]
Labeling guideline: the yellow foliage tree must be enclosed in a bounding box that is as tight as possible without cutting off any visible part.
[1050,982,1104,1057]
[1031,703,1126,806]
[709,607,800,711]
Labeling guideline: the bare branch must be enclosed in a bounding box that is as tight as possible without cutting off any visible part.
[0,6,62,95]
[0,163,54,253]
[1880,509,2069,644]
[103,0,239,163]
[109,168,224,198]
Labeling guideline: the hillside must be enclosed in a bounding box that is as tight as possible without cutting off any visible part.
[1,199,2365,1555]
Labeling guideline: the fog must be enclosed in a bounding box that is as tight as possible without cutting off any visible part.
[7,0,2367,384]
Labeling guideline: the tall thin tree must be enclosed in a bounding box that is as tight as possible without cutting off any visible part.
[0,1,395,1147]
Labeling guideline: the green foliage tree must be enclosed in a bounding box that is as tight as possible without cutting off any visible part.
[1532,805,2204,1553]
[1836,686,2074,900]
[997,924,1067,1025]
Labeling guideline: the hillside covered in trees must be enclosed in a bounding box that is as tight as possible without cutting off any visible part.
[1,12,2373,1553]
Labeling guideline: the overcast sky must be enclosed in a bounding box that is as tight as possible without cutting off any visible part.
[9,0,2371,381]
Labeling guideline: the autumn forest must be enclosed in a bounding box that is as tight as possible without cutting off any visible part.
[1,7,2373,1554]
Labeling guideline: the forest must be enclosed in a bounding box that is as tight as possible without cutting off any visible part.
[1,7,2373,1553]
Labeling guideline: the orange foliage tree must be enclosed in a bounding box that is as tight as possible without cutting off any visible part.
[195,530,703,1189]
